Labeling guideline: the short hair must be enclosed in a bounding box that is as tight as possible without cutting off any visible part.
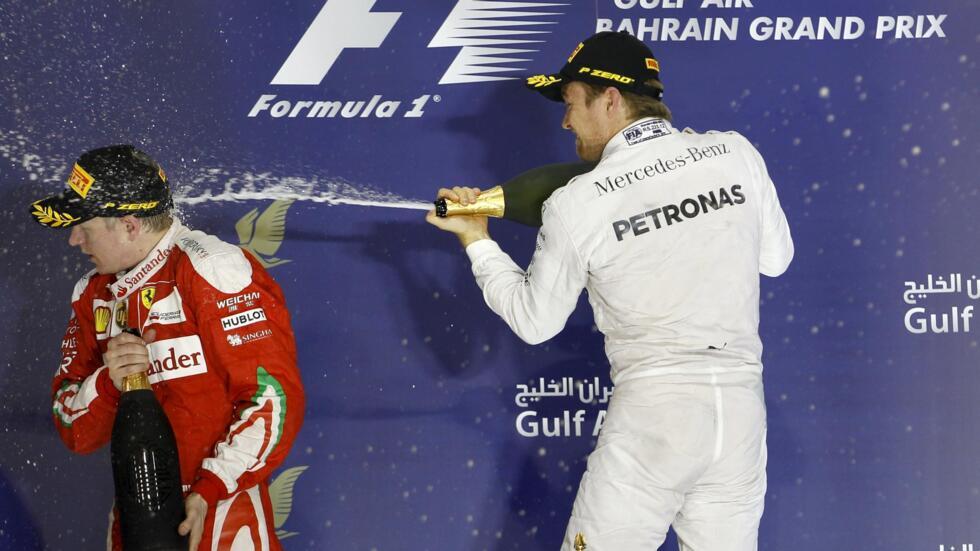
[138,212,173,233]
[102,212,173,233]
[582,80,672,122]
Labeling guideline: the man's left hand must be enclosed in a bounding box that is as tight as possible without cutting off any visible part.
[178,492,208,551]
[426,186,491,247]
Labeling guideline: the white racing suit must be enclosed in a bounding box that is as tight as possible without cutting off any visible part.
[465,118,793,550]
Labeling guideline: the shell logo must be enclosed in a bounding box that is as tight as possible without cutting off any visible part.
[94,307,111,333]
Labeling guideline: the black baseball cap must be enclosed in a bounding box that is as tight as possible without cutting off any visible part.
[30,145,172,228]
[526,31,663,102]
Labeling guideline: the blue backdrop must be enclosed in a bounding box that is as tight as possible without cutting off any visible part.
[1,0,978,549]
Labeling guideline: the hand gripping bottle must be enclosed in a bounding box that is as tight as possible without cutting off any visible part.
[110,328,187,550]
[434,161,596,227]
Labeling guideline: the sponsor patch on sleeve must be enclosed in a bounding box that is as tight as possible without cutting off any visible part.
[147,336,209,384]
[215,291,261,312]
[94,304,112,336]
[146,289,187,326]
[226,329,274,347]
[220,307,267,331]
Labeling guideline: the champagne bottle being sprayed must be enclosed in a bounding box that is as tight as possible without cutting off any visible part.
[434,161,596,227]
[110,328,187,551]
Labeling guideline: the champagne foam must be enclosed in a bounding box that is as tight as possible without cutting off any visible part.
[0,129,432,212]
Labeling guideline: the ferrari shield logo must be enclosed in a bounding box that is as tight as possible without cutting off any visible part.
[141,287,156,310]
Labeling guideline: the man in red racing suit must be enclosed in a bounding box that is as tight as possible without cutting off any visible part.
[35,145,305,550]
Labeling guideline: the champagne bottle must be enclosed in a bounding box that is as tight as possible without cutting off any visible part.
[110,328,187,551]
[574,533,587,550]
[434,161,596,227]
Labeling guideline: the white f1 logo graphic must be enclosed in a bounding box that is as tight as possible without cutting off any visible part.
[271,0,401,85]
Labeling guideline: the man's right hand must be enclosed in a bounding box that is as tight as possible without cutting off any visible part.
[104,328,156,390]
[426,187,491,247]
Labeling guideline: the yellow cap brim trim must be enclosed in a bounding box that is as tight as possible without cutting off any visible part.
[31,202,82,228]
[526,74,562,89]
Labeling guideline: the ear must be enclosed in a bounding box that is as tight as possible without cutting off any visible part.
[120,215,142,241]
[604,86,624,113]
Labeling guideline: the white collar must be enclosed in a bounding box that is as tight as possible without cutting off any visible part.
[601,117,676,159]
[108,220,184,300]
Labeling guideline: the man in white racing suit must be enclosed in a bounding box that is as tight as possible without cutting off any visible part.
[427,31,793,550]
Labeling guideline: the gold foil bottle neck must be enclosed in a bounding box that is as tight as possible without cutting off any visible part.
[574,533,587,550]
[122,372,151,392]
[435,185,505,218]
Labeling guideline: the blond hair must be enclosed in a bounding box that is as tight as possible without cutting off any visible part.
[102,212,173,233]
[138,213,173,233]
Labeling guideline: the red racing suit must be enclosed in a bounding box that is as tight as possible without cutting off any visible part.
[52,220,305,551]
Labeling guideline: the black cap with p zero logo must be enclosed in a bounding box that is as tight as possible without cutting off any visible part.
[30,144,172,228]
[526,31,663,102]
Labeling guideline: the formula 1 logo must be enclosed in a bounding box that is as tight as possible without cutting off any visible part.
[427,0,568,84]
[254,0,567,119]
[271,0,401,85]
[270,0,566,86]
